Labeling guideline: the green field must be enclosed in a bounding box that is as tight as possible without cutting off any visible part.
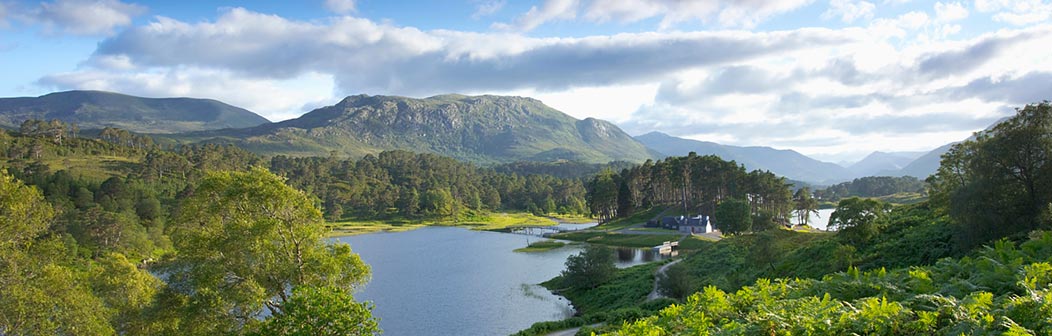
[328,212,558,236]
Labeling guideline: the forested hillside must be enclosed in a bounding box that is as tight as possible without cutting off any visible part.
[591,101,1052,335]
[0,132,375,335]
[586,153,792,228]
[0,90,270,133]
[0,118,595,335]
[816,176,927,202]
[269,151,589,221]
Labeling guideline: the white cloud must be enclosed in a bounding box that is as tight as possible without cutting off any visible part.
[579,0,813,29]
[324,0,356,14]
[934,1,968,22]
[822,0,876,23]
[498,84,660,123]
[619,24,1052,156]
[88,8,850,96]
[39,68,336,121]
[39,7,1052,158]
[975,0,1052,25]
[30,0,146,35]
[492,0,578,31]
[472,0,506,19]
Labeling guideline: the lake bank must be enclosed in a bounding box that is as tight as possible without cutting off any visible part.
[336,226,664,336]
[328,212,592,236]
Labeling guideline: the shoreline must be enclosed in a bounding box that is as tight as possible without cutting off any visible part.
[327,213,596,237]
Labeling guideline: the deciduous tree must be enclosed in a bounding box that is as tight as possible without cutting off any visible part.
[561,245,616,289]
[161,167,372,334]
[714,198,753,235]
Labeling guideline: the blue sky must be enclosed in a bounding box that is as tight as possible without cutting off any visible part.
[2,0,1051,162]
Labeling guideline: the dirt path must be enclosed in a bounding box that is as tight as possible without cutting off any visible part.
[646,258,683,301]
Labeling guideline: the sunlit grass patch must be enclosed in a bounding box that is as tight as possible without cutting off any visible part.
[513,240,567,253]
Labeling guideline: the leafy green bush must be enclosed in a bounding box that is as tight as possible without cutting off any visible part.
[609,231,1052,335]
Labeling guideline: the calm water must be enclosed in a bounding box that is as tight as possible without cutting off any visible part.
[793,208,835,230]
[335,226,663,336]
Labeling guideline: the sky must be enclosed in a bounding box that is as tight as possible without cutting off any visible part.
[1,0,1051,163]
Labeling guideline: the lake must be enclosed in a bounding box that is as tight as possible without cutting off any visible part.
[792,208,835,230]
[335,226,665,336]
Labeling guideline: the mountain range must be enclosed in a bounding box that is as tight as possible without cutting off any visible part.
[173,94,658,164]
[0,90,962,183]
[0,90,269,133]
[846,151,927,177]
[636,131,957,184]
[635,131,857,184]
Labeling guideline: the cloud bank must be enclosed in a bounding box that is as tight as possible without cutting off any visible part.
[23,0,146,35]
[33,3,1052,160]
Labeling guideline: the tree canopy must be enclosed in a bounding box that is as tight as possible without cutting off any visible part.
[561,245,617,289]
[829,197,891,245]
[586,153,792,225]
[159,167,374,334]
[713,198,753,235]
[793,187,819,226]
[929,102,1052,249]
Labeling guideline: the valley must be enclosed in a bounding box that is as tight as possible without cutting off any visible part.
[2,92,1045,335]
[3,2,1049,335]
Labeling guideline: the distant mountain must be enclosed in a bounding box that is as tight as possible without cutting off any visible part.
[635,131,854,184]
[895,117,1008,179]
[848,151,926,177]
[0,90,270,133]
[897,143,954,179]
[182,94,657,164]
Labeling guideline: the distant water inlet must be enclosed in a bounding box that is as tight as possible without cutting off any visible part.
[792,208,835,230]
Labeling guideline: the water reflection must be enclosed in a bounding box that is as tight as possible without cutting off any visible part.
[791,209,835,230]
[510,221,599,237]
[614,247,674,267]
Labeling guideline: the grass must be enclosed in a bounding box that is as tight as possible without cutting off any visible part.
[542,261,666,313]
[593,207,667,231]
[628,227,677,233]
[451,212,557,230]
[549,214,596,224]
[677,235,718,250]
[327,211,558,236]
[48,155,140,179]
[327,219,430,236]
[877,192,928,205]
[513,240,567,253]
[670,228,837,293]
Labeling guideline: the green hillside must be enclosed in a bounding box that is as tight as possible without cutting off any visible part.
[0,90,270,133]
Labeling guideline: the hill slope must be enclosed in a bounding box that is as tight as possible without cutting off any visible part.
[185,94,657,163]
[896,143,954,179]
[635,131,853,184]
[0,90,270,133]
[848,151,925,176]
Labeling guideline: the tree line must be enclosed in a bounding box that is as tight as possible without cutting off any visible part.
[0,119,600,334]
[269,150,588,221]
[928,101,1052,250]
[586,152,793,233]
[815,175,926,201]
